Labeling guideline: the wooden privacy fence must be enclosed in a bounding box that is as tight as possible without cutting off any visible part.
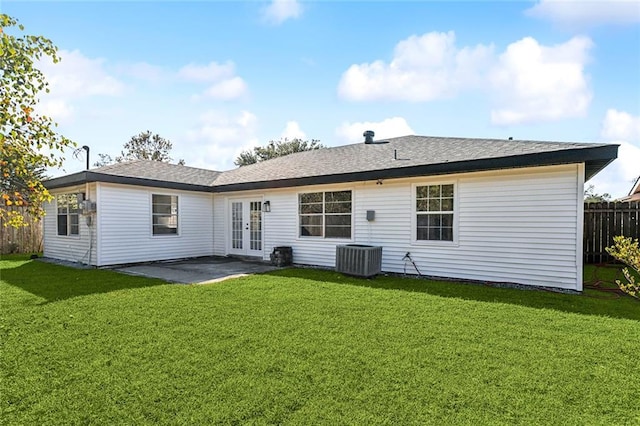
[0,207,43,254]
[584,201,640,264]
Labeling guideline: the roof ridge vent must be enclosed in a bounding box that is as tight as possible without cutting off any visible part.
[364,130,375,144]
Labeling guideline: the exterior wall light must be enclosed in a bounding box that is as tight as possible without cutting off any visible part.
[263,200,271,212]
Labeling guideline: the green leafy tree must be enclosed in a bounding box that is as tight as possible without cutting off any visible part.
[234,138,324,167]
[606,236,640,299]
[1,149,48,215]
[95,131,184,166]
[584,184,611,202]
[92,153,114,168]
[1,14,74,227]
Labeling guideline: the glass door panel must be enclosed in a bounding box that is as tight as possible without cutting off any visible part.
[231,201,243,250]
[249,201,262,252]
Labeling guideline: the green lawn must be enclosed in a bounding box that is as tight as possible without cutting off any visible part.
[1,256,639,425]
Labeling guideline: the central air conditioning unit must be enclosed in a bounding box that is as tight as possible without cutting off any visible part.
[335,244,383,278]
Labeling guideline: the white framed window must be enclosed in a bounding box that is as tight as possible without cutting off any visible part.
[152,194,178,235]
[56,194,80,236]
[299,190,352,239]
[415,183,455,242]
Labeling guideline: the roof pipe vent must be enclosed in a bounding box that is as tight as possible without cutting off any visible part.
[364,130,375,144]
[82,145,90,170]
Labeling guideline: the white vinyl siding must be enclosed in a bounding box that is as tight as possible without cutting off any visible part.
[97,183,213,265]
[212,194,226,256]
[214,164,582,290]
[44,184,97,265]
[361,165,581,289]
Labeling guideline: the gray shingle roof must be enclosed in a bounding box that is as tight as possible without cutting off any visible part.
[93,160,220,186]
[44,160,221,192]
[212,135,616,189]
[43,135,618,192]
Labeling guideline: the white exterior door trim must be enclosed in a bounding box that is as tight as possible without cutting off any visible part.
[228,197,264,257]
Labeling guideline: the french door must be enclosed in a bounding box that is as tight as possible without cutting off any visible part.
[229,199,263,256]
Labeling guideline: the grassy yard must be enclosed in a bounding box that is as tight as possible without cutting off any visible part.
[1,256,639,424]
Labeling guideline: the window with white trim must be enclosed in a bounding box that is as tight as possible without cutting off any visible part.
[152,194,178,235]
[299,190,352,238]
[416,184,454,241]
[57,194,80,236]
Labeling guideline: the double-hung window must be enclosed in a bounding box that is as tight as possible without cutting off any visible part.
[416,184,454,241]
[299,190,352,238]
[152,194,178,235]
[57,194,80,236]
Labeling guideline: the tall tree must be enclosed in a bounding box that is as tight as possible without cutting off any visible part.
[1,14,74,227]
[93,153,114,168]
[95,131,184,166]
[234,138,324,167]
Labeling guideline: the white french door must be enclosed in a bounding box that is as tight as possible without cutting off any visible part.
[229,199,263,257]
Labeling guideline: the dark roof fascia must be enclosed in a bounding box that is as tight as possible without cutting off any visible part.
[44,171,214,193]
[213,144,619,193]
[43,170,89,189]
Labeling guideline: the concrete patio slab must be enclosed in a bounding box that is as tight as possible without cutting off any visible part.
[113,256,279,284]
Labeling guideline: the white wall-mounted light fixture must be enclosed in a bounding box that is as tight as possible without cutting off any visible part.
[263,200,271,212]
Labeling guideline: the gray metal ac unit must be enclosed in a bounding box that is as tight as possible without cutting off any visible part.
[335,244,382,278]
[82,200,97,215]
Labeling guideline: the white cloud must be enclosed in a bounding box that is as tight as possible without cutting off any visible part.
[588,109,640,199]
[262,0,303,25]
[38,99,74,122]
[201,77,248,100]
[37,49,124,122]
[338,31,494,102]
[280,121,306,140]
[338,32,595,125]
[122,62,169,83]
[40,49,124,98]
[526,0,640,27]
[489,36,593,125]
[588,141,640,198]
[335,117,415,144]
[601,109,640,142]
[178,61,236,82]
[179,61,248,101]
[183,110,259,171]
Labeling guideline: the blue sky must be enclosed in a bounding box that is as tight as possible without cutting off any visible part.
[4,0,640,197]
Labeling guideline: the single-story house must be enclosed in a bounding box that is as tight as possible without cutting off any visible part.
[43,134,618,291]
[618,176,640,201]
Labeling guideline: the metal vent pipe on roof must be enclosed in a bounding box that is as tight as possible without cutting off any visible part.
[82,145,90,170]
[364,130,375,144]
